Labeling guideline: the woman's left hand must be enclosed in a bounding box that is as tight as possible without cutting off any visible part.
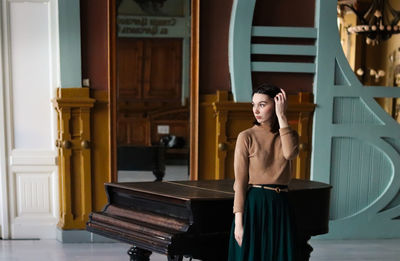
[274,88,287,118]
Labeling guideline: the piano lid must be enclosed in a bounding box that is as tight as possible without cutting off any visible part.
[107,178,330,198]
[107,180,235,202]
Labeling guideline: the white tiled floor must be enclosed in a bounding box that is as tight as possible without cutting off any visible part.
[1,239,400,260]
[309,239,400,261]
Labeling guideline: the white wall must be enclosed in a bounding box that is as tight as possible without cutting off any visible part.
[0,0,59,239]
[0,0,9,239]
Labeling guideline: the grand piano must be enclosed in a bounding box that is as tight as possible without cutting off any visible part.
[87,179,331,261]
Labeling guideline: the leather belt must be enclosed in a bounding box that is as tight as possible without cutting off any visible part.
[251,184,288,193]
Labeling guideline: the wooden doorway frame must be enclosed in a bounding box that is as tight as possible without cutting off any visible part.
[108,0,199,181]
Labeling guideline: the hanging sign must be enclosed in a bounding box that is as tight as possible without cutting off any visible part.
[117,15,187,38]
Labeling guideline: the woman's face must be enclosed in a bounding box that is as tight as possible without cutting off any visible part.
[252,93,275,125]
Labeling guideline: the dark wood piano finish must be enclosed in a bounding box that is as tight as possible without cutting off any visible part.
[87,179,331,261]
[117,146,166,181]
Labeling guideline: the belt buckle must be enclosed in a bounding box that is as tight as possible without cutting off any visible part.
[275,187,281,193]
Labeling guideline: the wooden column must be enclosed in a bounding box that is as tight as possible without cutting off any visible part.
[53,88,95,229]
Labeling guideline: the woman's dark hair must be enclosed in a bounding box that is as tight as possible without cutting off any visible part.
[252,83,281,132]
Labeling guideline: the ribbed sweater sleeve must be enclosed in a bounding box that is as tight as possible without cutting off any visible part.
[279,127,299,160]
[233,132,249,213]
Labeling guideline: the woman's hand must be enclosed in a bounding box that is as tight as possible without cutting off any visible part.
[275,88,289,128]
[234,212,244,246]
[274,88,287,117]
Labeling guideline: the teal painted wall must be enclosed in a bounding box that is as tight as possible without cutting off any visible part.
[59,0,82,88]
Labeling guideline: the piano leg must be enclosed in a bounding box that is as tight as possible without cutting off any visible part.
[127,246,152,261]
[295,234,313,261]
[167,255,183,261]
[153,168,165,181]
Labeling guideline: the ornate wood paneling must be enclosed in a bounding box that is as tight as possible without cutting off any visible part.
[143,39,182,100]
[118,116,150,145]
[117,38,143,99]
[116,38,185,147]
[117,106,189,147]
[117,38,182,102]
[149,107,189,145]
[53,88,95,229]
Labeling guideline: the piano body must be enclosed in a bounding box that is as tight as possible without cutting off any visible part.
[87,179,331,261]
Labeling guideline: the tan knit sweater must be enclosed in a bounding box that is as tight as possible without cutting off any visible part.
[233,124,299,213]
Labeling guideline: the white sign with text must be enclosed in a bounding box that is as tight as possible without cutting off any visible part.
[117,15,188,38]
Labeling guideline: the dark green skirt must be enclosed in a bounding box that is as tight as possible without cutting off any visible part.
[228,185,295,261]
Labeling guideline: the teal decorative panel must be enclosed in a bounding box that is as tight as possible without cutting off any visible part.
[251,26,317,38]
[229,2,317,102]
[313,0,400,238]
[228,0,256,102]
[251,62,315,73]
[380,190,400,214]
[333,97,383,124]
[380,138,400,213]
[334,58,350,86]
[382,137,400,155]
[330,137,393,219]
[251,44,316,56]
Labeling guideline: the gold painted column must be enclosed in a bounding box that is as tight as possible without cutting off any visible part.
[53,88,95,229]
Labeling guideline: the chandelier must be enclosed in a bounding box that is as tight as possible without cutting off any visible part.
[340,0,400,45]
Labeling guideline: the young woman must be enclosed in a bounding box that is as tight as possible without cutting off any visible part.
[228,83,299,261]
